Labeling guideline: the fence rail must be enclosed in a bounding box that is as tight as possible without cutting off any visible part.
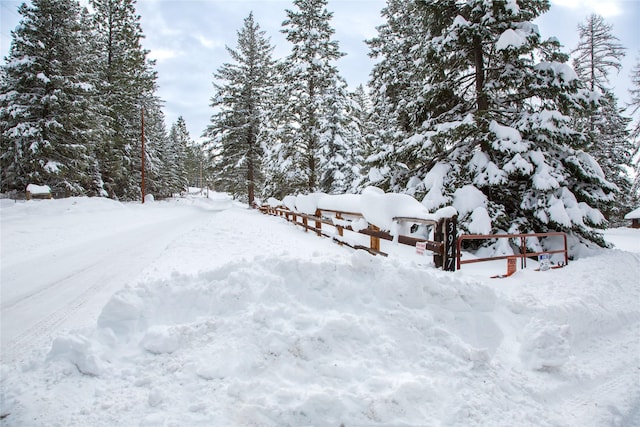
[456,232,569,270]
[260,205,458,270]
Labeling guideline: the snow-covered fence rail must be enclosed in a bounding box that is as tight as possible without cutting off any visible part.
[25,184,52,200]
[259,188,459,271]
[456,232,569,270]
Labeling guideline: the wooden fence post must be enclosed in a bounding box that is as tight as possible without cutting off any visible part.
[434,219,444,268]
[370,225,380,252]
[336,213,344,239]
[315,209,322,236]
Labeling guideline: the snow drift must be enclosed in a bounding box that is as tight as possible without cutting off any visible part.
[9,249,640,426]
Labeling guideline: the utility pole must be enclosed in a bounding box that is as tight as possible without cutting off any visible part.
[141,107,145,203]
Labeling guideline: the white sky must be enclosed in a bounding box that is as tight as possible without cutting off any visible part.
[1,0,639,140]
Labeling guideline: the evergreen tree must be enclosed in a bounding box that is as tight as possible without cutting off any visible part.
[348,85,374,193]
[367,0,615,246]
[261,62,298,199]
[91,0,162,201]
[572,14,631,223]
[184,142,207,189]
[0,0,99,196]
[204,13,276,206]
[319,79,363,194]
[165,116,191,194]
[142,101,173,198]
[270,0,349,194]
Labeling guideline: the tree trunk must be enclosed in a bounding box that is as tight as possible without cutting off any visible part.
[307,78,316,192]
[474,35,488,114]
[247,129,255,207]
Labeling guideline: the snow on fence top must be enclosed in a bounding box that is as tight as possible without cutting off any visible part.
[268,186,458,232]
[624,207,640,220]
[26,184,51,195]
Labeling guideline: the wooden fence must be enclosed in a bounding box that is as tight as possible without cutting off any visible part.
[456,232,569,270]
[260,205,458,271]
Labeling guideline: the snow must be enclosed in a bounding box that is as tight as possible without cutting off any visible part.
[489,120,529,153]
[421,162,452,210]
[367,165,387,183]
[470,150,508,186]
[496,28,527,51]
[317,193,361,213]
[624,206,640,220]
[294,192,326,214]
[535,61,579,82]
[452,186,491,235]
[505,0,520,15]
[25,183,51,195]
[265,197,283,207]
[283,188,457,234]
[35,72,50,84]
[1,194,639,426]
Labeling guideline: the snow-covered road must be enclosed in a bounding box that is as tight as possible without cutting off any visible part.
[0,198,220,364]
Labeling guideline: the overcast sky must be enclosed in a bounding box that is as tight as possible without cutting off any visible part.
[1,0,639,141]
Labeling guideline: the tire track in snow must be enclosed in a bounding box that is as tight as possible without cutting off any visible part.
[1,210,214,364]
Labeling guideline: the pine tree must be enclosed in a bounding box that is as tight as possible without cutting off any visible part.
[184,143,207,189]
[367,0,615,246]
[270,0,349,194]
[164,116,191,195]
[142,101,172,198]
[0,0,99,196]
[90,0,162,201]
[572,14,632,223]
[348,84,373,193]
[204,12,276,206]
[261,62,298,199]
[318,79,363,194]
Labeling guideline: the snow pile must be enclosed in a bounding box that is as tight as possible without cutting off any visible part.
[317,193,361,213]
[265,197,282,207]
[25,183,51,195]
[294,192,326,214]
[6,246,640,426]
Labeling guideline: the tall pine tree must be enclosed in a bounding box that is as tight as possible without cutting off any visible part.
[367,0,615,247]
[204,12,276,206]
[348,84,373,192]
[572,14,632,224]
[267,0,350,195]
[90,0,163,201]
[164,116,191,195]
[0,0,99,196]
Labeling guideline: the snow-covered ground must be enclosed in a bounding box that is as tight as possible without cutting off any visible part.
[1,194,638,426]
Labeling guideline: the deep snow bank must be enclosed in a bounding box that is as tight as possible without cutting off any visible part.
[35,254,520,426]
[5,247,638,426]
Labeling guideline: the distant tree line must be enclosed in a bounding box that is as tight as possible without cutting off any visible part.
[0,0,203,199]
